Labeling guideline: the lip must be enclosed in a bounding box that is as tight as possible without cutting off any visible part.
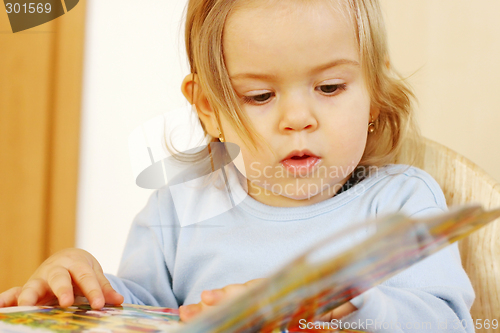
[281,149,320,162]
[280,149,321,176]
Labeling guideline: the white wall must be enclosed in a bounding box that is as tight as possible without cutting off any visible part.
[77,0,500,275]
[77,0,189,274]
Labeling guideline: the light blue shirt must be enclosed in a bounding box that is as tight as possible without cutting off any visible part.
[106,164,474,332]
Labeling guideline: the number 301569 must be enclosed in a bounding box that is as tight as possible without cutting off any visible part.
[5,3,52,14]
[454,319,498,330]
[475,319,498,330]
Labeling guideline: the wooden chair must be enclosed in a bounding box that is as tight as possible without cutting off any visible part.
[396,136,500,332]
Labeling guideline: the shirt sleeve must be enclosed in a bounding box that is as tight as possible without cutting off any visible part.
[342,167,475,332]
[104,189,180,308]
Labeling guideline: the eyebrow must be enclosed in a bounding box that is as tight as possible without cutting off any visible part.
[229,59,360,81]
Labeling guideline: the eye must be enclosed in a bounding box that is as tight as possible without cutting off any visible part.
[316,83,347,95]
[241,92,274,105]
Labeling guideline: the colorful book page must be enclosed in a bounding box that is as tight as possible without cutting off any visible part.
[0,304,366,333]
[0,303,181,332]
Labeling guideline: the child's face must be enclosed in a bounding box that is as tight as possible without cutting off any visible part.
[221,0,374,207]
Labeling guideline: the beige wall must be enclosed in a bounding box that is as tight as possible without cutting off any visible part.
[381,0,500,182]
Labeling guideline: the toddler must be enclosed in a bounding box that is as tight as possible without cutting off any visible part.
[0,0,475,332]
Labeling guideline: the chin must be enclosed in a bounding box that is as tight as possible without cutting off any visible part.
[281,191,326,201]
[269,183,327,201]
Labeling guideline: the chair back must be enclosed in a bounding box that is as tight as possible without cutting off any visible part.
[396,136,500,330]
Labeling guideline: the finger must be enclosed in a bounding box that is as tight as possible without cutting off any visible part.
[332,301,357,318]
[316,302,357,321]
[201,283,247,306]
[0,287,22,307]
[68,262,104,309]
[244,278,266,288]
[88,258,120,304]
[95,271,123,305]
[17,279,50,306]
[201,278,265,306]
[200,289,225,306]
[46,266,75,307]
[317,311,333,322]
[179,303,203,322]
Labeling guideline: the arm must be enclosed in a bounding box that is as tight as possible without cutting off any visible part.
[105,189,180,308]
[343,240,474,332]
[340,167,475,333]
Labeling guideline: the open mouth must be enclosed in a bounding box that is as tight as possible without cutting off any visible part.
[281,150,321,175]
[290,155,310,160]
[281,149,319,161]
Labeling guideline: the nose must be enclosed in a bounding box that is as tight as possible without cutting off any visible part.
[278,94,318,133]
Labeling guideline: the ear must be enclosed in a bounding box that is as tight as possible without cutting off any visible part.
[181,73,219,139]
[370,106,380,122]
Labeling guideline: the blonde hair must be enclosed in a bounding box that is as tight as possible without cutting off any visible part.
[180,0,421,169]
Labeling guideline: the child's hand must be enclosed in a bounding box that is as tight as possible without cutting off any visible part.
[315,302,358,321]
[179,278,265,322]
[178,278,357,323]
[0,248,123,309]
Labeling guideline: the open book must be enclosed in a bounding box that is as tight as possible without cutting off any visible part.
[1,204,499,333]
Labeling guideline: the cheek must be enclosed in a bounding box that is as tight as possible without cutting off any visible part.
[224,107,275,145]
[326,124,368,161]
[321,100,370,156]
[240,150,265,183]
[322,109,368,142]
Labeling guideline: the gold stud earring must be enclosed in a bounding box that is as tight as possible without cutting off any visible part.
[368,115,375,134]
[218,128,225,142]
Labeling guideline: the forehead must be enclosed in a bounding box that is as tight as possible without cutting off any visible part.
[223,0,358,79]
